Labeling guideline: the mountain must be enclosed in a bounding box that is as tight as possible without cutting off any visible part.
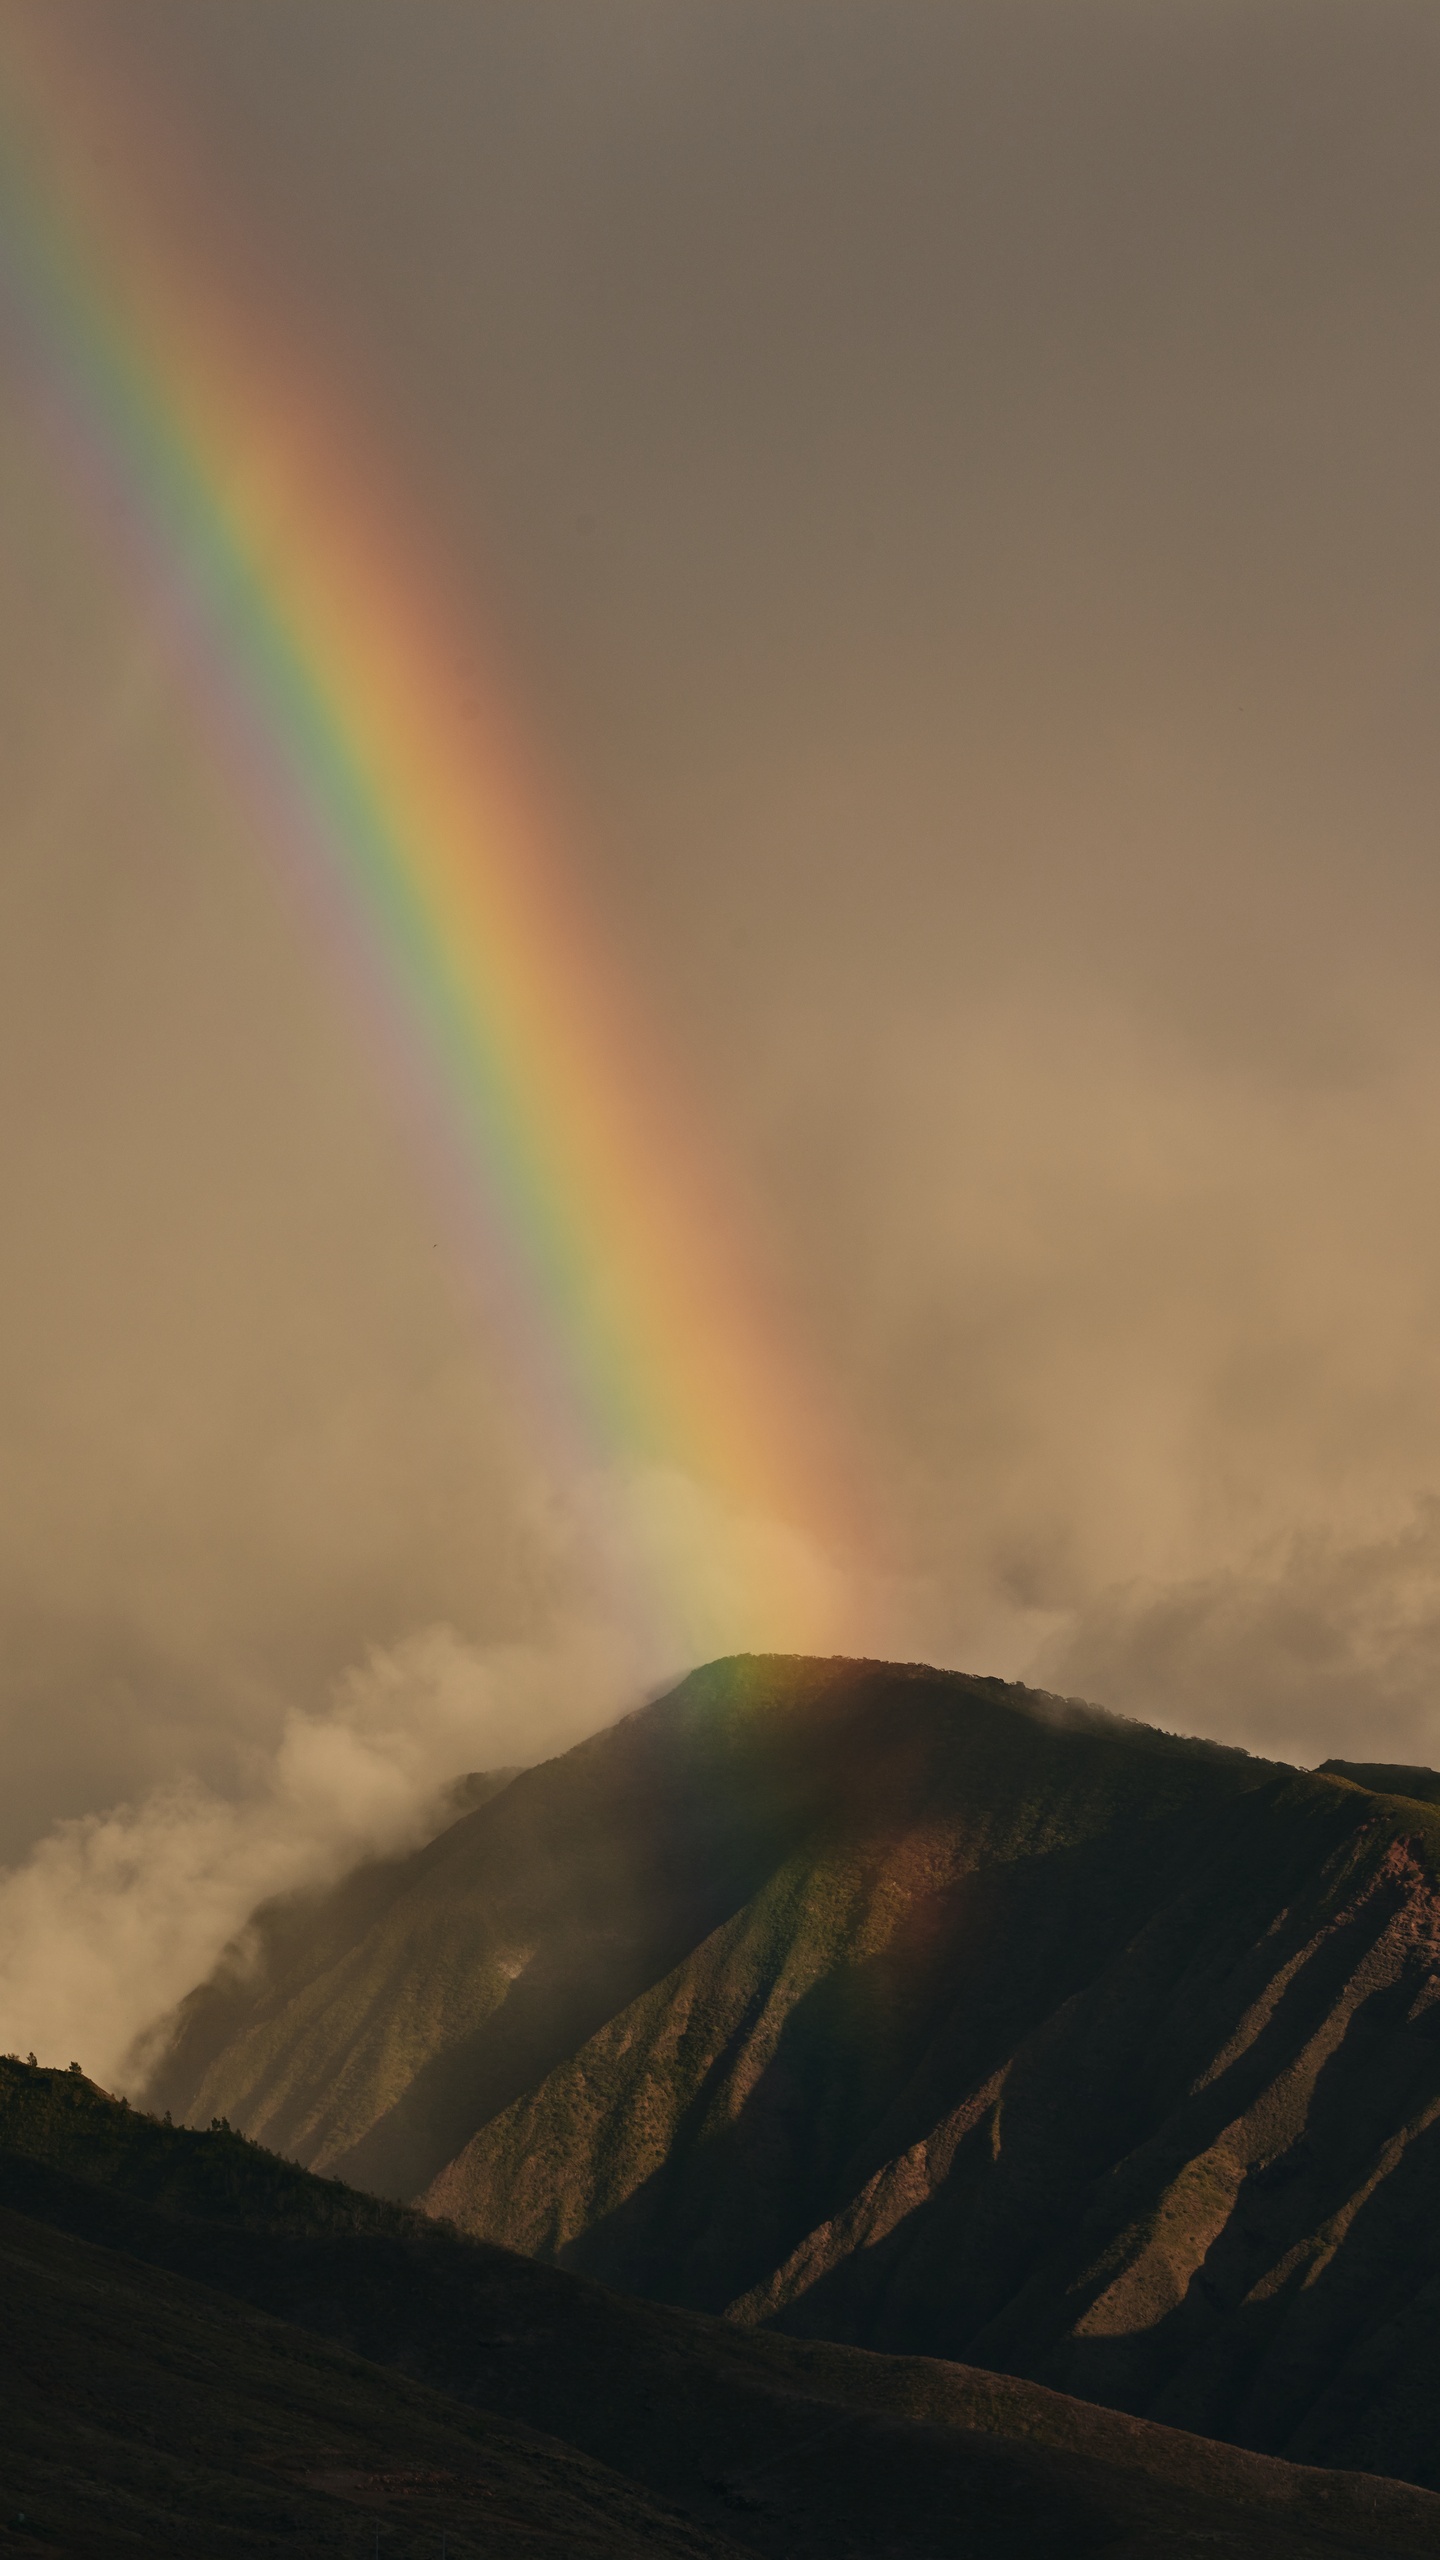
[2,2059,1437,2560]
[143,1656,1268,2200]
[142,1655,1440,2490]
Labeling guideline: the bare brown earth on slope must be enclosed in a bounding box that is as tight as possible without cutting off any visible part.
[145,1657,1440,2490]
[1,2065,1436,2560]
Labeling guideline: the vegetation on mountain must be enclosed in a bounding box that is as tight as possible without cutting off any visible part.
[1,2061,1436,2559]
[144,1658,1265,2195]
[1319,1757,1440,1807]
[137,1657,1440,2496]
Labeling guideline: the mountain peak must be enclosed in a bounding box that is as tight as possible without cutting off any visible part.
[133,1654,1440,2493]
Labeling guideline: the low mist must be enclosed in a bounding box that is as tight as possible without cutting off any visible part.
[0,1624,639,2089]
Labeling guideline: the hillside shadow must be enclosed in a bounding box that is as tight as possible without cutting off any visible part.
[1053,1965,1440,2469]
[545,1794,1288,2314]
[556,1782,1423,2396]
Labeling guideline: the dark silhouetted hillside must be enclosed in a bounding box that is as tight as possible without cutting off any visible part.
[140,1656,1440,2491]
[0,2189,732,2559]
[1,2062,1436,2560]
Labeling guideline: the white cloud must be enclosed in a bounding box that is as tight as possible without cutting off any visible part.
[0,1612,646,2088]
[0,1460,868,2090]
[1032,1500,1440,1768]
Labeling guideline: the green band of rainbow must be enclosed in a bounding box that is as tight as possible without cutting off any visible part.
[0,16,860,1654]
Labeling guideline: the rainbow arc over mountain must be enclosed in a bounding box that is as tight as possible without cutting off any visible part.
[0,18,859,1660]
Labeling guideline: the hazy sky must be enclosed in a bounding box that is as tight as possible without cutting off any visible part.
[7,0,1440,2004]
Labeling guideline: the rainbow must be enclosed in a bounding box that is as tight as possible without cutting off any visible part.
[0,19,859,1658]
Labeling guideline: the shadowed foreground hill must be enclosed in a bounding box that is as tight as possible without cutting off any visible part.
[143,1656,1440,2487]
[0,2196,732,2560]
[2,2063,1437,2560]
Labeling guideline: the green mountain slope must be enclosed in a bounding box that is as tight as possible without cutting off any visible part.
[142,1656,1440,2487]
[2,2064,1436,2560]
[144,1658,1268,2198]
